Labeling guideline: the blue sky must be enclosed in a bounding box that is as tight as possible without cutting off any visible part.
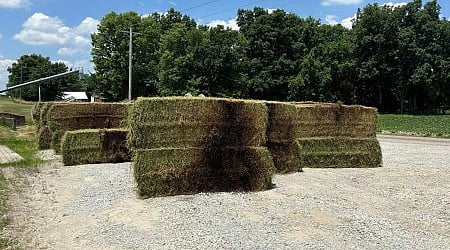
[0,0,449,90]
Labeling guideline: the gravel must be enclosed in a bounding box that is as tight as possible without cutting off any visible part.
[4,135,450,249]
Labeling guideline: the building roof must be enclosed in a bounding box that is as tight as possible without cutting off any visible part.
[62,92,88,100]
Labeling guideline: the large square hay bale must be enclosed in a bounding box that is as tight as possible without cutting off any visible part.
[267,102,378,142]
[37,125,52,150]
[61,129,130,166]
[47,103,129,153]
[133,147,275,197]
[296,137,382,168]
[32,102,44,125]
[267,141,302,173]
[127,97,268,149]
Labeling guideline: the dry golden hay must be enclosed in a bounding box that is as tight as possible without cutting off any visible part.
[61,128,130,166]
[47,103,129,153]
[133,147,275,198]
[267,141,302,174]
[127,97,268,149]
[266,101,378,142]
[296,137,382,168]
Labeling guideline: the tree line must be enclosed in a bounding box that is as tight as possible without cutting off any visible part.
[7,0,450,114]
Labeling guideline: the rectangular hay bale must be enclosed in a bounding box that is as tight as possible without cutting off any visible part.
[266,101,378,142]
[296,137,382,168]
[133,147,275,197]
[127,97,268,149]
[61,129,130,166]
[47,103,129,153]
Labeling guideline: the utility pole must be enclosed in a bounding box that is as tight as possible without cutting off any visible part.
[128,27,133,101]
[121,27,140,101]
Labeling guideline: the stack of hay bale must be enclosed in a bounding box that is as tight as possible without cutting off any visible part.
[34,102,130,165]
[294,103,381,168]
[127,97,275,197]
[47,102,128,153]
[266,101,381,170]
[34,102,63,150]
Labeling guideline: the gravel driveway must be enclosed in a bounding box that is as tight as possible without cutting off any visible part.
[4,135,450,249]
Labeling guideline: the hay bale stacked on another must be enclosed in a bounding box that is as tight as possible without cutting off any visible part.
[32,102,44,125]
[266,101,382,170]
[47,103,129,153]
[61,129,130,166]
[265,101,303,173]
[128,97,275,198]
[293,103,381,168]
[37,102,61,150]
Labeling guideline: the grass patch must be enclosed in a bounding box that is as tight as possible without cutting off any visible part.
[378,114,450,138]
[0,98,41,248]
[0,137,43,168]
[0,97,34,126]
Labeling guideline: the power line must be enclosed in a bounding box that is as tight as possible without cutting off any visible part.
[200,0,268,19]
[182,0,221,12]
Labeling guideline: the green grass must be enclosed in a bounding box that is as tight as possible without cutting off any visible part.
[0,97,41,248]
[378,114,450,138]
[0,96,34,125]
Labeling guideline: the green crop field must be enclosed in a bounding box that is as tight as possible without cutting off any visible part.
[378,114,450,138]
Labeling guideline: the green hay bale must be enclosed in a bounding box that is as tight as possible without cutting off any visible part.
[267,102,378,142]
[37,125,52,150]
[47,103,129,153]
[32,102,44,125]
[267,141,302,174]
[0,116,16,130]
[133,147,275,197]
[297,137,382,168]
[62,129,130,166]
[127,97,268,149]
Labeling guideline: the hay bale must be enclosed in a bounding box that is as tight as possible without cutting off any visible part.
[37,125,52,149]
[32,102,44,125]
[267,102,378,142]
[296,138,382,168]
[127,97,268,149]
[0,116,16,130]
[133,147,275,197]
[47,103,129,153]
[267,142,302,173]
[61,129,130,166]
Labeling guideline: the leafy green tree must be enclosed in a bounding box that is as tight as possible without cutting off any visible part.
[237,8,320,101]
[7,54,77,101]
[92,9,196,101]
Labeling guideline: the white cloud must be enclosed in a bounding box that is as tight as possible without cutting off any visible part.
[325,2,407,29]
[0,58,16,90]
[382,2,407,8]
[74,17,99,34]
[207,18,239,31]
[0,0,31,8]
[341,15,356,29]
[321,0,362,6]
[57,48,82,56]
[325,15,339,25]
[14,13,99,56]
[325,14,355,29]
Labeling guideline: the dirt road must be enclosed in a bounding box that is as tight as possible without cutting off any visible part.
[3,135,450,249]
